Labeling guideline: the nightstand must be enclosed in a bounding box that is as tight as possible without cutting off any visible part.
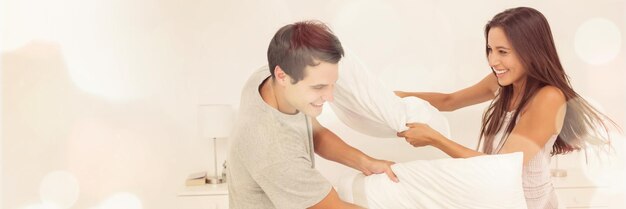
[553,169,610,208]
[177,183,229,209]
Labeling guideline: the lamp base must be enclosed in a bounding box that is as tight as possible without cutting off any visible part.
[551,169,568,177]
[207,177,224,184]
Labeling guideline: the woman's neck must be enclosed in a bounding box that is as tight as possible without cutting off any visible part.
[508,81,526,112]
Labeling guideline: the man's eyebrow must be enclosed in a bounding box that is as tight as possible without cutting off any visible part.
[311,84,328,87]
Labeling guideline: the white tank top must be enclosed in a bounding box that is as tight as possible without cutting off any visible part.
[491,111,559,209]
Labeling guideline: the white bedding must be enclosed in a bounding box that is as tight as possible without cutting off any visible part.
[337,153,528,209]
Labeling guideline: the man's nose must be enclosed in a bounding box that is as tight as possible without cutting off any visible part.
[323,86,334,102]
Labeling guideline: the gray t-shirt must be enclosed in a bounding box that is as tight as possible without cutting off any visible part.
[227,67,332,209]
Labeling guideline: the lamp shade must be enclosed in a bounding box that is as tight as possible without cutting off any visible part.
[198,104,235,139]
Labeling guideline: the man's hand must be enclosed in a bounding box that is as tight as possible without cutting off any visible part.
[360,158,399,183]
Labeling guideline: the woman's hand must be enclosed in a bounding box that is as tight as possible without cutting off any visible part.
[397,123,443,147]
[394,91,408,98]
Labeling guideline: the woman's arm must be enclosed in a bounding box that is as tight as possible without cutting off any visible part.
[396,73,499,111]
[397,123,484,158]
[498,86,566,164]
[398,86,566,165]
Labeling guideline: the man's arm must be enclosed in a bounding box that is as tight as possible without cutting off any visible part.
[311,118,398,181]
[308,188,364,209]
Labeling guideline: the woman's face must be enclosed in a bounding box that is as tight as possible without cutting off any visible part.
[487,27,527,87]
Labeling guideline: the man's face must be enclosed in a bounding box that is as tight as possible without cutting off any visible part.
[283,61,338,117]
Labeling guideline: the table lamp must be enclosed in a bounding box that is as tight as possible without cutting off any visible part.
[551,154,568,177]
[198,104,234,184]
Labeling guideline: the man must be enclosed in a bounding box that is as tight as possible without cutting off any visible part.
[227,20,398,209]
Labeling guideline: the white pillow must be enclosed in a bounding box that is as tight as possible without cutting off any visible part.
[338,152,527,209]
[332,54,450,138]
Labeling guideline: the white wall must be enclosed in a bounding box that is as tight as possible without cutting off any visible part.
[2,0,625,208]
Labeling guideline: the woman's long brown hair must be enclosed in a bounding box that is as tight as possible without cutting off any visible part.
[478,7,618,155]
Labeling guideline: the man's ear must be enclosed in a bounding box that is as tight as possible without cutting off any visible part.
[274,66,289,86]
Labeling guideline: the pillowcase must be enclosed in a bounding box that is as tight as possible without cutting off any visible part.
[338,152,527,209]
[332,55,450,138]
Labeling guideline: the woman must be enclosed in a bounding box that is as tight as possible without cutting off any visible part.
[395,7,617,209]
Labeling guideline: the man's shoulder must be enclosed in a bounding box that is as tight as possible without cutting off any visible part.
[243,65,270,88]
[239,66,270,101]
[230,112,307,154]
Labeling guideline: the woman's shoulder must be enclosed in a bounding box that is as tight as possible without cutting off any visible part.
[533,85,566,103]
[524,85,566,113]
